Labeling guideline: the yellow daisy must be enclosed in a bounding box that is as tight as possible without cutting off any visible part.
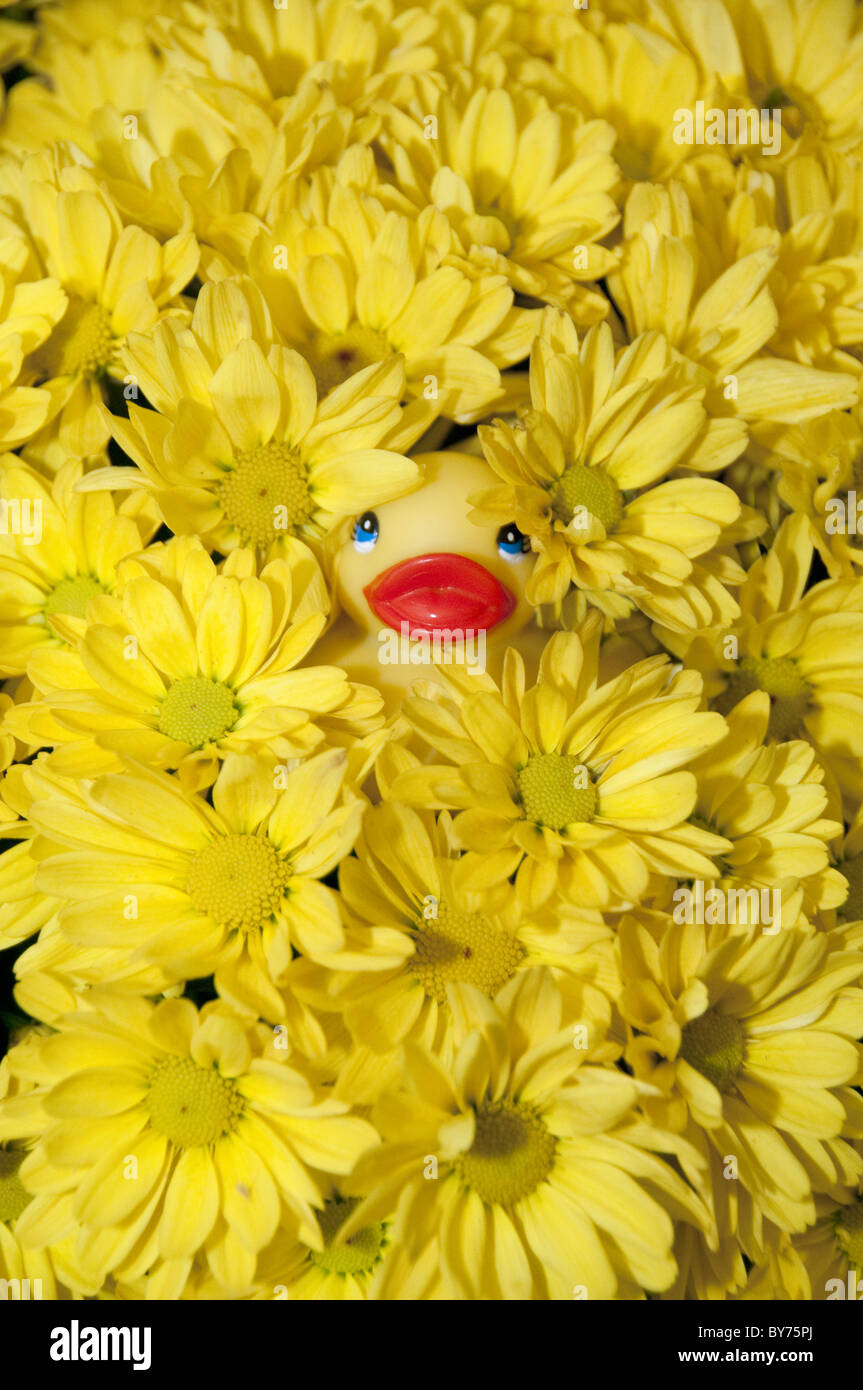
[293,798,617,1099]
[0,217,67,450]
[7,534,382,789]
[24,749,363,1032]
[554,18,723,185]
[3,153,198,455]
[375,81,621,317]
[609,179,860,425]
[473,310,750,627]
[386,617,727,909]
[660,513,863,811]
[153,0,440,121]
[343,969,709,1299]
[722,0,863,155]
[82,277,421,557]
[676,690,847,926]
[240,181,538,423]
[619,911,863,1251]
[0,1044,61,1303]
[0,456,159,678]
[761,400,863,579]
[0,995,378,1297]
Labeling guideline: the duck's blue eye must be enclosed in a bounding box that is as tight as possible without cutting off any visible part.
[353,511,380,552]
[497,523,529,559]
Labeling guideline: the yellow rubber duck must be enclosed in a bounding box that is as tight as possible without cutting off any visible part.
[315,449,547,706]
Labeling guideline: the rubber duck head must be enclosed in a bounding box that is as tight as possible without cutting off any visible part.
[330,449,536,649]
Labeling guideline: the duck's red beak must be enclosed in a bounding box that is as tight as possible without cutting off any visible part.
[364,553,516,635]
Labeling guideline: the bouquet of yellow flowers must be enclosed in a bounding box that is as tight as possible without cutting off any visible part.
[1,0,863,1306]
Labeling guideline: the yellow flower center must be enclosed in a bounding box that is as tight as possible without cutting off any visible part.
[145,1055,243,1148]
[309,1197,387,1277]
[157,676,238,749]
[456,1100,556,1207]
[839,855,863,923]
[43,574,105,619]
[834,1201,863,1269]
[219,441,314,547]
[0,1148,33,1224]
[411,901,525,1004]
[718,655,811,741]
[32,295,115,379]
[304,325,391,397]
[186,834,290,933]
[517,753,597,831]
[679,1010,745,1093]
[552,463,623,533]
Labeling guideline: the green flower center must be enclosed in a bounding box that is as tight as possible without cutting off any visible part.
[614,139,652,182]
[32,295,115,379]
[679,1010,745,1093]
[833,1201,863,1270]
[516,752,596,832]
[43,574,105,619]
[220,441,314,547]
[762,87,804,137]
[304,325,391,398]
[552,463,623,533]
[0,1148,33,1224]
[456,1100,556,1207]
[474,202,520,247]
[412,901,525,1004]
[157,676,238,749]
[716,655,811,741]
[145,1055,242,1148]
[838,855,863,923]
[186,834,290,933]
[309,1197,387,1277]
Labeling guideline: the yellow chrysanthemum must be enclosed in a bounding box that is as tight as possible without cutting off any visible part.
[750,1194,863,1300]
[238,175,538,423]
[0,1043,63,1303]
[661,513,863,811]
[721,0,863,155]
[0,153,198,455]
[81,277,421,557]
[107,1190,438,1300]
[6,534,382,789]
[1,21,165,157]
[553,20,721,185]
[0,457,159,678]
[619,911,863,1261]
[375,81,621,317]
[293,798,617,1098]
[0,995,378,1297]
[761,400,863,579]
[610,179,860,425]
[670,690,847,925]
[20,750,364,1035]
[0,220,66,449]
[473,310,750,627]
[343,969,709,1299]
[385,618,727,909]
[154,0,440,121]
